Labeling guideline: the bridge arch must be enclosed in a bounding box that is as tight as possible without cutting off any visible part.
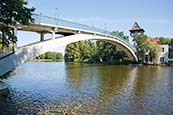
[57,34,138,62]
[0,34,137,76]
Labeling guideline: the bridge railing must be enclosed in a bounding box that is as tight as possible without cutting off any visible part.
[32,14,136,49]
[32,14,110,34]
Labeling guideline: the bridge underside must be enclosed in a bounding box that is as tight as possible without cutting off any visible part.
[17,24,76,36]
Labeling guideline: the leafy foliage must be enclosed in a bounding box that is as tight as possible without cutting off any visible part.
[37,52,63,61]
[64,31,131,65]
[155,37,171,45]
[0,0,35,48]
[95,41,130,64]
[64,41,96,63]
[135,34,161,63]
[111,31,129,40]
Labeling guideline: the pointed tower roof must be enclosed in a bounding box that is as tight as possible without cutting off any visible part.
[129,22,145,33]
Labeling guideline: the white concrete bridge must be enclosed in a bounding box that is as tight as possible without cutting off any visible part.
[0,14,138,76]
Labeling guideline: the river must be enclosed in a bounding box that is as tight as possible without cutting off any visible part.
[0,62,173,115]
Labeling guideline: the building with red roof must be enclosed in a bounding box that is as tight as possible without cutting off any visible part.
[147,37,160,44]
[129,22,170,64]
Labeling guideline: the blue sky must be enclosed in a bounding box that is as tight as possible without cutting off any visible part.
[18,0,173,52]
[27,0,173,37]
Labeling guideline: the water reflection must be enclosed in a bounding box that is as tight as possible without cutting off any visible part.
[0,62,173,114]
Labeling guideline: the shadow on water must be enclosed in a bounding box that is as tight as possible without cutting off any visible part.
[0,70,15,100]
[0,81,9,102]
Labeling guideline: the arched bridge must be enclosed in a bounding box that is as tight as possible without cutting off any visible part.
[0,14,138,76]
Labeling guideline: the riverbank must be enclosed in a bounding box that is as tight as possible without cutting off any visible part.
[32,59,173,67]
[32,59,64,62]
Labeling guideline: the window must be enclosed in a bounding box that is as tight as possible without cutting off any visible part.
[145,55,148,62]
[160,57,164,63]
[162,48,164,52]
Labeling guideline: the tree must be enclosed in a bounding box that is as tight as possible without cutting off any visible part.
[133,34,148,62]
[64,42,82,62]
[64,40,96,63]
[95,40,129,64]
[45,52,56,60]
[36,52,63,61]
[80,40,96,63]
[64,40,130,64]
[56,52,63,59]
[111,30,129,41]
[0,0,35,49]
[150,44,161,63]
[64,31,131,64]
[156,37,171,45]
[135,34,161,63]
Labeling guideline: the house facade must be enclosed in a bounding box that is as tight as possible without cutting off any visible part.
[129,22,171,64]
[159,45,169,63]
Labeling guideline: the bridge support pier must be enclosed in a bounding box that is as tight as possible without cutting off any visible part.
[40,33,45,41]
[52,31,55,39]
[13,27,17,52]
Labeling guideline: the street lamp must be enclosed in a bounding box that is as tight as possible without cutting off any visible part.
[55,8,59,19]
[104,23,107,34]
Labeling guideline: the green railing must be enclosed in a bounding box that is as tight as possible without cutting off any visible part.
[32,14,136,49]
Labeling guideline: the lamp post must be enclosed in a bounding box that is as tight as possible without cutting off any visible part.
[104,23,107,34]
[55,8,59,19]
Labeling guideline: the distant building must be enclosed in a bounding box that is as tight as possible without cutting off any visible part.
[129,22,170,64]
[129,22,145,37]
[147,37,160,44]
[159,45,169,63]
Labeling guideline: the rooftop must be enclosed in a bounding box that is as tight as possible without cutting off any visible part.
[129,22,145,33]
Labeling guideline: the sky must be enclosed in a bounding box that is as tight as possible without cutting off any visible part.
[18,0,173,53]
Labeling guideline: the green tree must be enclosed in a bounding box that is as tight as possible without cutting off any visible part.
[156,37,171,45]
[135,34,161,63]
[36,52,63,61]
[95,41,129,64]
[150,44,161,63]
[81,40,96,63]
[64,42,82,62]
[64,31,131,64]
[111,30,129,41]
[38,53,46,59]
[45,52,57,61]
[134,34,148,62]
[56,52,63,59]
[64,40,96,63]
[0,0,35,48]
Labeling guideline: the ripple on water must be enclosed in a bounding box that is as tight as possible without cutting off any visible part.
[0,62,173,114]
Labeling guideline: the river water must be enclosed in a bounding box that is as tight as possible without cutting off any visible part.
[0,62,173,115]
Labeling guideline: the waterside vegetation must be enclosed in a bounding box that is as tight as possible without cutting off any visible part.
[34,52,63,62]
[64,31,131,65]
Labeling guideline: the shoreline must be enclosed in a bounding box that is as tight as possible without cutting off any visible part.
[32,60,173,66]
[32,59,64,62]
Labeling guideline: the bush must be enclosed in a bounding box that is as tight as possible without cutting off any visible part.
[35,52,63,61]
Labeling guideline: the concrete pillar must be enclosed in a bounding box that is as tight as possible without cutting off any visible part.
[40,33,44,41]
[52,31,55,40]
[13,27,17,52]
